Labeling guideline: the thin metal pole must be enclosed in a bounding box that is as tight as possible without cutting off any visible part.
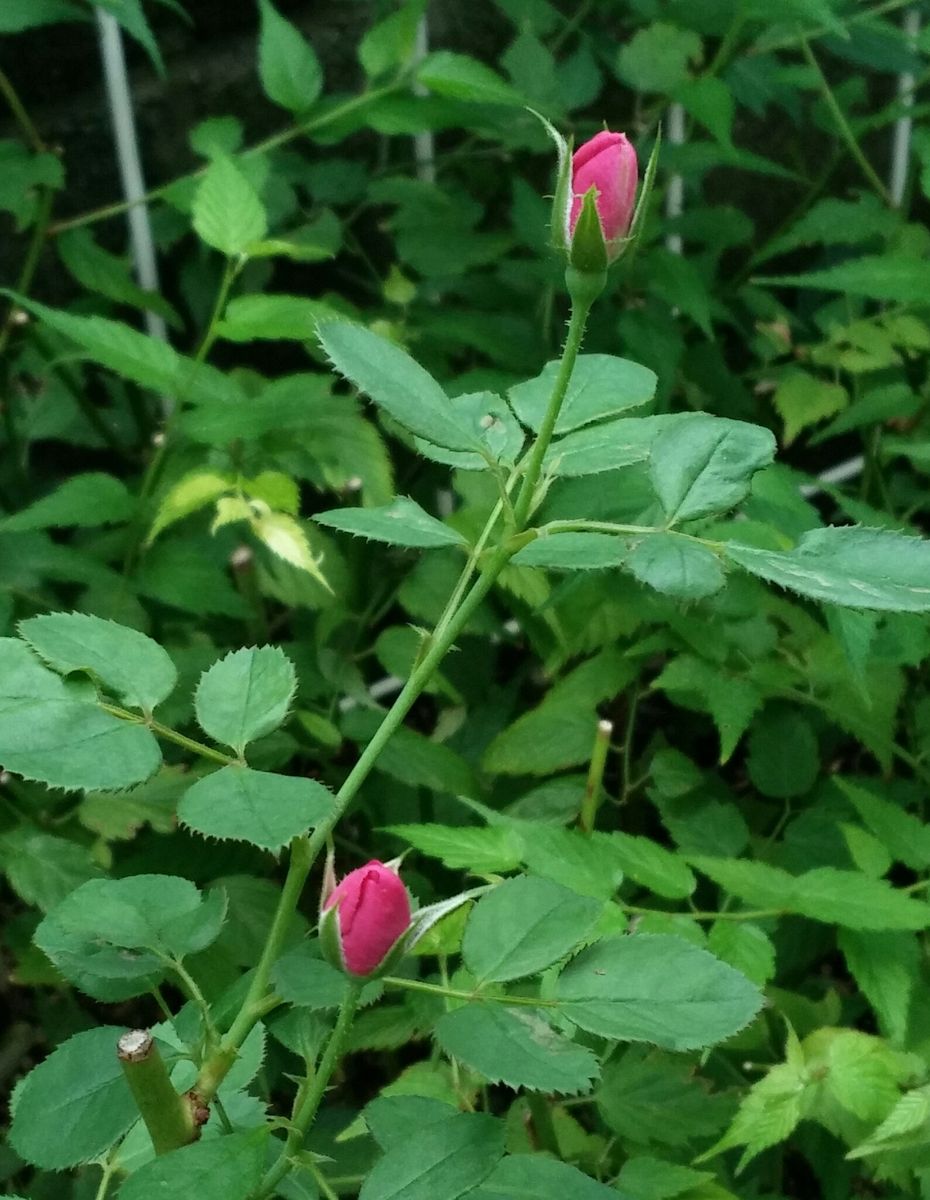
[889,7,920,207]
[664,101,685,254]
[95,11,170,402]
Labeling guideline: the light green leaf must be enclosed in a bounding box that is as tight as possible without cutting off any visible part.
[513,533,630,571]
[258,0,322,112]
[192,155,268,257]
[650,415,776,524]
[627,534,725,600]
[120,1130,267,1200]
[416,51,524,106]
[359,1111,505,1200]
[365,1097,458,1151]
[773,372,848,445]
[757,257,930,305]
[463,875,601,983]
[195,646,296,754]
[0,637,161,791]
[557,934,763,1050]
[19,612,177,711]
[315,497,467,549]
[614,1156,715,1200]
[1,473,134,532]
[35,874,226,1000]
[317,320,478,453]
[148,471,232,542]
[467,1155,618,1200]
[384,824,524,874]
[58,227,178,324]
[519,827,628,900]
[179,765,334,852]
[725,526,930,611]
[436,1004,599,1095]
[360,0,425,78]
[9,1026,136,1169]
[702,1060,806,1169]
[707,922,776,987]
[508,354,656,435]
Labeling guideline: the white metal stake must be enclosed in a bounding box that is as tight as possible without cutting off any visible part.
[665,101,685,255]
[889,7,920,208]
[95,10,171,406]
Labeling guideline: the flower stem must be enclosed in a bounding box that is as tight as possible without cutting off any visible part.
[257,983,362,1197]
[511,291,594,530]
[580,718,613,834]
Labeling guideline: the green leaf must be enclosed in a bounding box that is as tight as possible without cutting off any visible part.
[463,875,601,983]
[35,875,226,1000]
[0,827,102,911]
[757,257,930,305]
[0,637,161,791]
[597,1047,733,1149]
[19,612,177,711]
[627,534,725,600]
[607,832,696,900]
[615,22,702,93]
[179,765,334,852]
[385,823,524,874]
[216,293,330,341]
[365,1096,459,1150]
[691,856,930,930]
[508,354,656,435]
[414,391,525,471]
[315,497,467,549]
[1,473,134,532]
[359,1111,505,1200]
[836,777,930,869]
[702,1059,805,1169]
[467,1155,617,1200]
[416,51,524,106]
[0,0,85,31]
[675,75,733,145]
[650,415,776,524]
[317,320,479,453]
[9,1026,136,1169]
[519,827,627,900]
[746,708,819,799]
[840,926,921,1041]
[707,922,776,988]
[556,934,763,1050]
[437,1004,598,1095]
[258,0,322,112]
[7,295,239,406]
[725,526,930,611]
[360,0,424,78]
[120,1130,267,1200]
[513,533,630,571]
[58,228,179,324]
[195,646,296,754]
[543,417,653,478]
[615,1156,715,1200]
[273,941,381,1009]
[192,155,268,257]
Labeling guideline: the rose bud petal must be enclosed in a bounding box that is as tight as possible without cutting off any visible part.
[567,130,638,260]
[320,860,411,978]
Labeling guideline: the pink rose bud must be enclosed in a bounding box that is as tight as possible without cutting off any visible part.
[568,130,638,261]
[320,860,411,978]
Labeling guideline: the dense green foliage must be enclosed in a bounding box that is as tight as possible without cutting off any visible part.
[2,1,930,1198]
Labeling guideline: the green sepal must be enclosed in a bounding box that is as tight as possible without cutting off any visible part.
[621,126,661,271]
[318,903,345,973]
[569,187,608,275]
[527,108,574,255]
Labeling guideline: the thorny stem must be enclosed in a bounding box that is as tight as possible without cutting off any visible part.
[256,983,362,1197]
